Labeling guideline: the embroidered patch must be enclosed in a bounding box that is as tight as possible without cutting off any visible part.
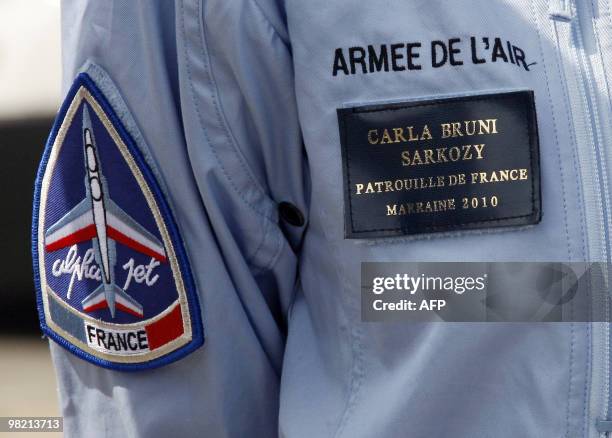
[337,90,541,238]
[32,71,203,370]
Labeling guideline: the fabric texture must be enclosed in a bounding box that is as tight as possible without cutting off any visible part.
[44,0,612,437]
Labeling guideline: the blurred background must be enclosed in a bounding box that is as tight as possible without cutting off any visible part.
[0,1,63,436]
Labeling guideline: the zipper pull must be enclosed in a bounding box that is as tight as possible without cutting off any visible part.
[550,0,573,20]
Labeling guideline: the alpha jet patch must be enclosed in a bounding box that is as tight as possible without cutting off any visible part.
[32,71,203,370]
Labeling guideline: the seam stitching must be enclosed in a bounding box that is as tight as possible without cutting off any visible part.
[531,1,572,260]
[249,0,289,45]
[181,0,280,269]
[551,18,588,262]
[530,5,576,437]
[184,0,274,221]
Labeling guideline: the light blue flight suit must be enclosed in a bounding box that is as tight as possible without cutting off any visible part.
[48,0,612,436]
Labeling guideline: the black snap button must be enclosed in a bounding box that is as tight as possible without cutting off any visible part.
[278,202,305,227]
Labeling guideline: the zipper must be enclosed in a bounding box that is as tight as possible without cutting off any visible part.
[552,0,612,435]
[570,0,612,436]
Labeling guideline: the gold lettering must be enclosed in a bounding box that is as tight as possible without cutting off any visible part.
[436,148,448,163]
[441,119,499,138]
[411,150,424,165]
[401,144,484,167]
[368,129,379,145]
[370,125,435,144]
[424,149,435,164]
[470,168,529,184]
[478,118,498,135]
[386,198,457,216]
[452,122,463,137]
[406,126,419,141]
[401,150,411,166]
[354,175,455,194]
[465,120,476,136]
[393,128,407,143]
[380,129,393,144]
[441,123,452,138]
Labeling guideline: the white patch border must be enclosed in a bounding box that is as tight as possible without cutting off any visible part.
[37,86,194,363]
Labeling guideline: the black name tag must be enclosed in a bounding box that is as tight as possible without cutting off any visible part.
[337,90,541,238]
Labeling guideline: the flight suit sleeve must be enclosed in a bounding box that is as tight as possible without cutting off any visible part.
[47,0,306,436]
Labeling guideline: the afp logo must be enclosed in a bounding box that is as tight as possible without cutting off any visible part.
[32,70,203,370]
